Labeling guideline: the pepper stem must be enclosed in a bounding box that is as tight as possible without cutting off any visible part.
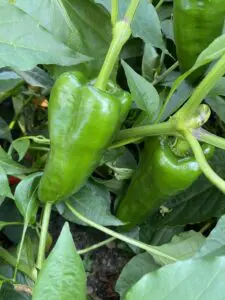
[36,202,52,270]
[183,129,225,194]
[170,138,191,157]
[95,0,140,91]
[111,0,118,27]
[177,52,225,120]
[110,120,177,149]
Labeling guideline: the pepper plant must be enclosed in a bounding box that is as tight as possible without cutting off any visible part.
[1,0,225,299]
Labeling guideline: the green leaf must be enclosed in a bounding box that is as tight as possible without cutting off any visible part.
[0,118,12,142]
[58,181,123,226]
[32,223,86,300]
[0,147,33,176]
[196,215,225,258]
[125,257,225,300]
[0,166,14,199]
[0,72,22,103]
[0,282,31,300]
[161,19,174,41]
[152,231,205,265]
[116,252,159,299]
[96,0,165,50]
[122,60,161,122]
[206,96,225,123]
[0,2,90,71]
[142,43,159,82]
[17,0,111,78]
[18,235,38,269]
[14,172,41,224]
[10,139,30,162]
[208,77,225,97]
[160,80,193,121]
[15,67,54,89]
[140,225,184,246]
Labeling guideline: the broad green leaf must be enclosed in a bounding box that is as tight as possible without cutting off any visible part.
[58,181,123,226]
[140,225,184,246]
[0,118,12,142]
[0,282,31,300]
[18,236,38,269]
[96,0,165,50]
[0,3,90,71]
[60,0,112,77]
[206,96,225,123]
[125,256,225,300]
[0,72,22,103]
[0,166,13,199]
[142,43,159,82]
[208,77,225,97]
[0,147,33,176]
[14,67,54,89]
[196,215,225,258]
[160,80,193,121]
[116,252,159,299]
[194,34,225,69]
[32,223,86,300]
[161,19,174,41]
[122,60,161,122]
[14,172,41,224]
[10,139,30,162]
[14,0,111,78]
[106,148,137,180]
[152,231,205,265]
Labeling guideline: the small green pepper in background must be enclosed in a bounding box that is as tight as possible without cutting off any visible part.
[116,136,214,230]
[173,0,225,82]
[38,72,131,204]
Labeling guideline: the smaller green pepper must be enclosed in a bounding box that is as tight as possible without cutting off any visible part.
[173,0,225,82]
[116,136,214,230]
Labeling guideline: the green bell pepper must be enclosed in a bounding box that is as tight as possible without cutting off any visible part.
[38,71,131,204]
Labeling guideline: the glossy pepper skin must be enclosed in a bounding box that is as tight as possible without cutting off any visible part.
[173,0,225,82]
[116,136,214,230]
[38,72,131,204]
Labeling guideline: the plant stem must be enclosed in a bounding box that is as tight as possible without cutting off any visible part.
[124,0,140,22]
[13,224,28,281]
[66,202,177,263]
[152,61,179,86]
[177,53,225,119]
[111,0,118,27]
[155,0,165,10]
[183,130,225,193]
[78,237,115,255]
[0,246,36,281]
[112,121,177,144]
[36,202,52,270]
[95,0,140,91]
[193,128,225,151]
[29,146,49,152]
[95,23,131,91]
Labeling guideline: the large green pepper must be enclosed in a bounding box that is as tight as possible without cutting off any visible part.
[116,136,214,230]
[173,0,225,82]
[38,72,131,204]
